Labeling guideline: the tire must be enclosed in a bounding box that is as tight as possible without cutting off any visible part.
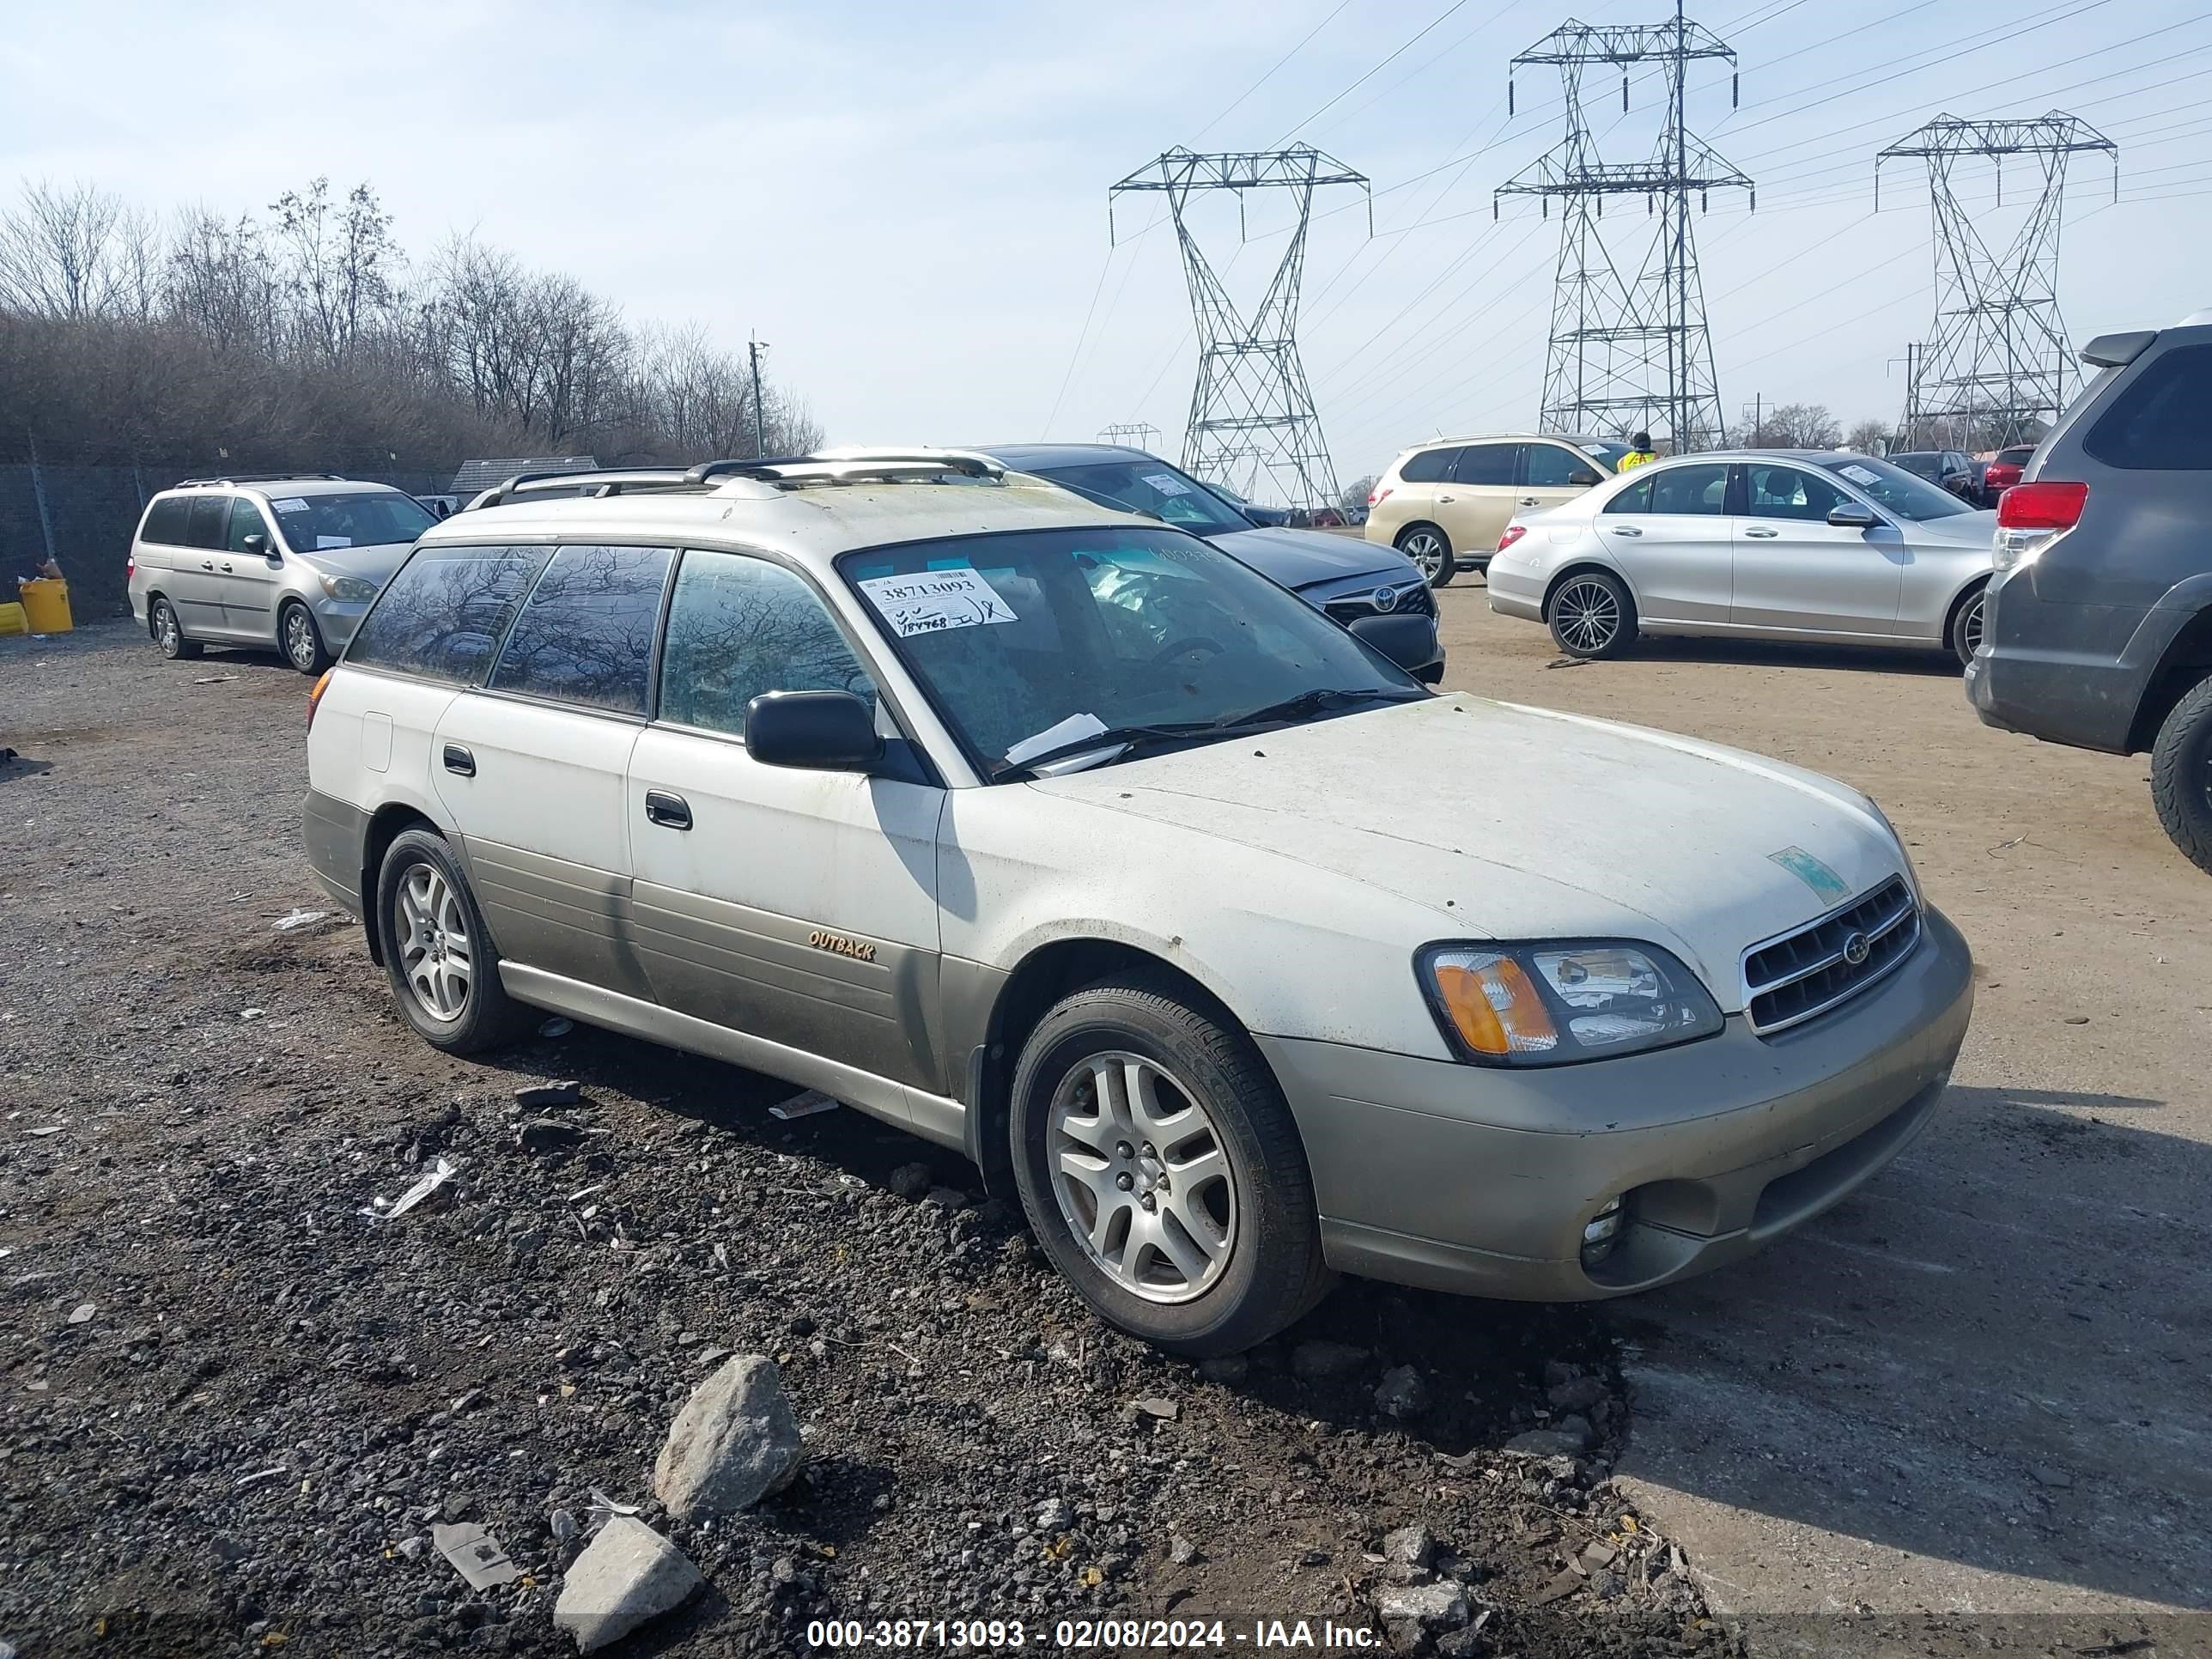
[1396,525,1455,588]
[1007,973,1330,1356]
[280,600,331,674]
[374,828,529,1054]
[150,596,204,660]
[2149,675,2212,878]
[1547,568,1637,659]
[1948,582,1989,669]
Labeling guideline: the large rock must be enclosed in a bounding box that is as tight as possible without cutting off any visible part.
[1374,1581,1468,1629]
[553,1517,702,1652]
[653,1353,804,1519]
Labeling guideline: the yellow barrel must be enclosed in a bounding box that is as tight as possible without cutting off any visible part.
[0,602,25,636]
[17,577,72,634]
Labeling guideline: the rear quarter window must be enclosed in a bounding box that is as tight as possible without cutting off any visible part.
[2083,344,2212,470]
[345,544,553,686]
[140,495,191,545]
[1396,447,1455,483]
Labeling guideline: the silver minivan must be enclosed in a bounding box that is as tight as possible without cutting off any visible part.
[127,475,436,673]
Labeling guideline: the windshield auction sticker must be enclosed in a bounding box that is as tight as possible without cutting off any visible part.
[858,568,1019,637]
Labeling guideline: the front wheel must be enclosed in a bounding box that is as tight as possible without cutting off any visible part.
[2150,676,2212,878]
[1547,569,1637,659]
[281,601,331,674]
[1396,525,1455,588]
[375,829,529,1054]
[1008,975,1329,1356]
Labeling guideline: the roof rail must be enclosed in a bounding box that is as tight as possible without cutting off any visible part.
[173,472,348,487]
[463,450,1009,511]
[807,447,1005,479]
[468,466,698,510]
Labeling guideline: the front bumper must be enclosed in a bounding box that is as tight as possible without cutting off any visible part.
[1256,904,1974,1301]
[311,597,374,649]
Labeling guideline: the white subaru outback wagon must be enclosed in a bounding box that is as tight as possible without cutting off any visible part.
[302,452,1973,1355]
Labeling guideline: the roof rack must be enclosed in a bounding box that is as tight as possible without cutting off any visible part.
[469,466,702,510]
[173,472,348,487]
[465,451,1007,510]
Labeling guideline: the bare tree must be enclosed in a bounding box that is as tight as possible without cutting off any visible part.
[1843,418,1891,456]
[0,180,160,320]
[1339,474,1377,516]
[1747,402,1842,450]
[270,178,401,360]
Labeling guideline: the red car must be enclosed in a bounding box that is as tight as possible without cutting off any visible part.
[1982,444,2035,501]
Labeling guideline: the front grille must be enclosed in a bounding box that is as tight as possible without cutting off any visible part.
[1323,580,1433,625]
[1741,876,1919,1036]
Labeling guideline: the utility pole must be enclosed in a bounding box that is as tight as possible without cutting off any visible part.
[1110,147,1370,511]
[1098,422,1164,450]
[1498,10,1751,453]
[1742,393,1764,444]
[748,333,769,459]
[1878,112,2118,449]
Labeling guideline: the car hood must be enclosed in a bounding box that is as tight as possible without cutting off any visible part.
[1211,524,1402,588]
[1030,693,1911,1011]
[1897,509,1996,549]
[294,541,415,585]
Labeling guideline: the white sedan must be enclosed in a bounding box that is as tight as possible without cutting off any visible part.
[1488,451,1997,665]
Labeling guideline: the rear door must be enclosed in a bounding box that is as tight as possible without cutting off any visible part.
[626,546,946,1107]
[1592,462,1734,624]
[430,543,676,1000]
[219,495,285,641]
[1434,441,1520,558]
[1731,460,1905,637]
[176,495,235,636]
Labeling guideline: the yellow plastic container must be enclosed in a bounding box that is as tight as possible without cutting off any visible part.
[0,602,25,636]
[18,577,72,634]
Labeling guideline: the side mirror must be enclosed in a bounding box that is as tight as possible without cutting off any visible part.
[243,532,271,557]
[1569,468,1603,487]
[1349,612,1436,675]
[1827,501,1880,529]
[744,690,883,772]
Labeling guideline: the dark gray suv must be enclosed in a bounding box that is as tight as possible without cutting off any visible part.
[1966,311,2212,874]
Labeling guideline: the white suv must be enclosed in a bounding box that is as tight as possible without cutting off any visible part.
[303,452,1972,1354]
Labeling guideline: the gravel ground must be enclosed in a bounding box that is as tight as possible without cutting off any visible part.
[3,626,1735,1656]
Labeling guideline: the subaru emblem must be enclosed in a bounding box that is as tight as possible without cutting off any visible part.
[1373,584,1398,612]
[1841,931,1872,967]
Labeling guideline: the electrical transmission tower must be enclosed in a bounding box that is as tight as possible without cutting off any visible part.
[1098,422,1162,450]
[1498,0,1751,452]
[1110,147,1369,509]
[1877,112,2118,452]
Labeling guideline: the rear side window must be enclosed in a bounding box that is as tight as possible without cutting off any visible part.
[1648,464,1731,516]
[185,495,228,549]
[1602,477,1653,514]
[346,544,552,685]
[2084,344,2212,470]
[489,544,676,715]
[658,550,878,737]
[140,495,191,545]
[1397,447,1455,484]
[1453,444,1518,486]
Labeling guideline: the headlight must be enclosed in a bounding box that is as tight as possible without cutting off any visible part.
[1419,940,1722,1066]
[318,573,379,603]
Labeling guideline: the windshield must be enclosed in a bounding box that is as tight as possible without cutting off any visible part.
[1579,440,1632,470]
[1812,456,1974,521]
[269,490,436,551]
[839,526,1418,775]
[1022,459,1255,537]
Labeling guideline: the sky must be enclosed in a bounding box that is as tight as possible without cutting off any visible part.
[3,0,2208,496]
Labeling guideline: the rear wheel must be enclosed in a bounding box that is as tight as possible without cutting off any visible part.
[1547,569,1637,659]
[280,600,331,675]
[1396,525,1455,588]
[1008,974,1329,1356]
[150,597,203,660]
[1948,583,1989,669]
[375,829,529,1054]
[2149,675,2212,878]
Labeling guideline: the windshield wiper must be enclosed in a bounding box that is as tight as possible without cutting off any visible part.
[989,721,1218,781]
[1207,685,1423,732]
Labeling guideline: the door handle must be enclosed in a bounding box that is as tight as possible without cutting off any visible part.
[1744,526,1780,538]
[441,744,476,777]
[200,559,216,570]
[643,790,692,830]
[1517,496,1540,507]
[219,562,234,572]
[1437,494,1456,503]
[1611,525,1644,537]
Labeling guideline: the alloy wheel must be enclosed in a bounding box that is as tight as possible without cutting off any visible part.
[1554,577,1621,653]
[1959,591,1987,659]
[1401,531,1446,580]
[395,863,472,1023]
[155,603,179,653]
[284,608,316,670]
[1048,1050,1237,1304]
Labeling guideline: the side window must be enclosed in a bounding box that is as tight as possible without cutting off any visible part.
[347,545,552,685]
[1521,444,1590,488]
[489,544,675,715]
[185,495,228,550]
[1396,447,1455,484]
[1647,464,1731,517]
[141,496,191,545]
[1452,444,1517,486]
[1602,477,1654,514]
[658,550,877,738]
[2085,347,2212,470]
[225,498,272,553]
[1744,465,1850,523]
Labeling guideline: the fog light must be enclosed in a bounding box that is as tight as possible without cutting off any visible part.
[1581,1195,1626,1265]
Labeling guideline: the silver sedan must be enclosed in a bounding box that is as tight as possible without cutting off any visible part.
[1487,452,1996,665]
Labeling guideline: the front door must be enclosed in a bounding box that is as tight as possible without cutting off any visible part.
[1730,461,1905,637]
[175,495,235,637]
[1593,461,1735,624]
[1516,440,1604,521]
[219,496,285,641]
[430,543,676,1000]
[1433,441,1521,558]
[627,547,946,1095]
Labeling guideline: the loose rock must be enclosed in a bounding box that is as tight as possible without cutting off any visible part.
[1503,1428,1588,1458]
[887,1163,933,1200]
[1374,1581,1468,1630]
[1374,1364,1429,1419]
[518,1117,582,1153]
[514,1080,581,1108]
[1382,1523,1434,1569]
[552,1516,703,1652]
[653,1353,805,1519]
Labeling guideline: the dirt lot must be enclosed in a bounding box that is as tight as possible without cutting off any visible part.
[2,596,2207,1658]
